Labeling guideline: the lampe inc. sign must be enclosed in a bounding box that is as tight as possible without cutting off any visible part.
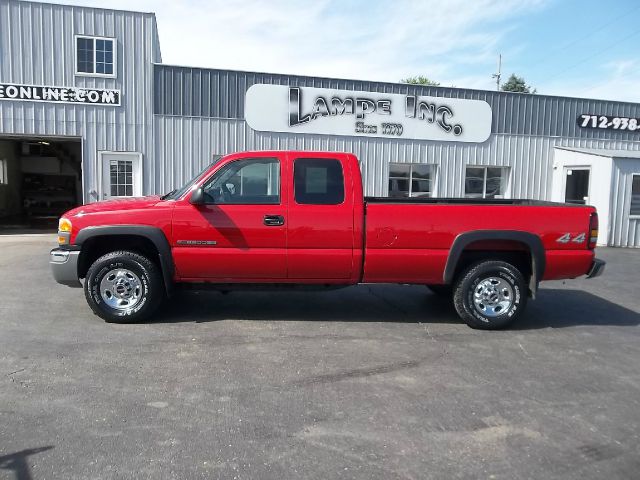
[245,84,492,143]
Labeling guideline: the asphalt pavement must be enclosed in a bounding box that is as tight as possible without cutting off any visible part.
[1,235,639,479]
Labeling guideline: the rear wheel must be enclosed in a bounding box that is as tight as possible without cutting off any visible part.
[453,260,527,330]
[84,250,164,323]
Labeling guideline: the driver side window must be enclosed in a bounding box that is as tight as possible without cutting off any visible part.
[202,158,280,204]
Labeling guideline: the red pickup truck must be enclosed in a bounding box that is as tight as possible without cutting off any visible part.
[50,151,604,329]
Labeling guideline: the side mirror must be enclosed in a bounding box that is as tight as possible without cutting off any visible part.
[189,187,205,205]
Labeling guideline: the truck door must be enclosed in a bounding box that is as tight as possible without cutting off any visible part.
[171,154,288,280]
[287,155,355,280]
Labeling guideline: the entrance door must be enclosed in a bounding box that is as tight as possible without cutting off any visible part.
[100,152,142,200]
[564,167,590,204]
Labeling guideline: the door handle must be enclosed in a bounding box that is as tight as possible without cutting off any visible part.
[263,215,285,226]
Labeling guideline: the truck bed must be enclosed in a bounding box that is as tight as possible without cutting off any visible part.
[362,199,596,285]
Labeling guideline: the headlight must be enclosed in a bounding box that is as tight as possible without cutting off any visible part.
[58,218,72,233]
[58,218,72,245]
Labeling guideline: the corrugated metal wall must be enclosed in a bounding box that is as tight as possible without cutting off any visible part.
[0,0,160,202]
[610,159,640,247]
[154,65,640,141]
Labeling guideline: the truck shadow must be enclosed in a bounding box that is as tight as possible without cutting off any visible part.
[514,288,640,330]
[0,446,54,480]
[153,285,640,330]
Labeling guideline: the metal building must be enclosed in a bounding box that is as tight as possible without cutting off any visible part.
[1,0,640,246]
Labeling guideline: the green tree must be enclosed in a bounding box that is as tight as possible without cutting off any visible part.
[500,74,536,93]
[400,76,441,86]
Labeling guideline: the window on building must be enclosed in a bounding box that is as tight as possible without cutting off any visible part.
[388,163,435,198]
[203,158,280,204]
[76,36,115,76]
[294,158,345,205]
[465,167,509,198]
[109,159,133,196]
[630,175,640,217]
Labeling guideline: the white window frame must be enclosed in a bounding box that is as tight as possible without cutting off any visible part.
[630,174,640,219]
[562,166,591,205]
[75,35,117,78]
[388,163,437,197]
[464,166,510,199]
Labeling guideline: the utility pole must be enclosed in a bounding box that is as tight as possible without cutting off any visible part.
[491,54,502,91]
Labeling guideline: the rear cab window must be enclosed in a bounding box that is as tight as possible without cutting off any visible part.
[294,158,345,205]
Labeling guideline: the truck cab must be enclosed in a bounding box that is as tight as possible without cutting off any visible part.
[169,151,363,283]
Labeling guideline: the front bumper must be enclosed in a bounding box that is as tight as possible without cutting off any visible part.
[50,248,81,287]
[586,258,606,279]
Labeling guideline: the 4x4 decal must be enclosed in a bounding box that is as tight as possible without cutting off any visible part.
[556,233,586,244]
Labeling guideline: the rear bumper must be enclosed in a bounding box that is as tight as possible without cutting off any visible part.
[50,248,81,287]
[586,258,606,279]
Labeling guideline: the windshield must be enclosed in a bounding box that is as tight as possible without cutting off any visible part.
[161,155,222,200]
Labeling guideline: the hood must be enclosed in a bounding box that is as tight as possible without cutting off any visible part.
[64,195,163,217]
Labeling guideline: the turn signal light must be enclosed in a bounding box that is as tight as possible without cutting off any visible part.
[58,235,67,245]
[588,212,598,249]
[58,218,72,233]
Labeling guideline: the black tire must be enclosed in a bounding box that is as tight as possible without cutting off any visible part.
[426,284,453,297]
[84,250,164,323]
[453,260,527,330]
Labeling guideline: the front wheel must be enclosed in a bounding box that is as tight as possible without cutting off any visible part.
[84,251,164,323]
[453,260,527,330]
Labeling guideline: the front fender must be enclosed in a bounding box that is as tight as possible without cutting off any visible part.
[74,225,174,294]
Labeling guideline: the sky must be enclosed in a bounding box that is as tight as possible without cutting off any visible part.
[63,0,640,102]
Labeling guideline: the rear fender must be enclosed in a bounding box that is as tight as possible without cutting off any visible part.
[444,230,545,296]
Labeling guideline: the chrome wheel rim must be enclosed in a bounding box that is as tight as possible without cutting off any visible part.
[99,268,143,310]
[473,277,514,318]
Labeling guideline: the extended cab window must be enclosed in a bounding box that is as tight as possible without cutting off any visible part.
[203,158,280,204]
[294,158,344,205]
